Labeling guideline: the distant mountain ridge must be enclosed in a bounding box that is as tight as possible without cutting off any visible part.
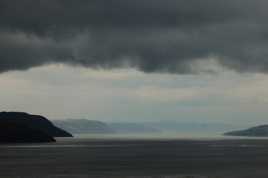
[53,119,115,134]
[52,120,161,134]
[224,125,268,137]
[52,119,239,135]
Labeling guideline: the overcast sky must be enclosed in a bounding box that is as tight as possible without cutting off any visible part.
[1,0,268,124]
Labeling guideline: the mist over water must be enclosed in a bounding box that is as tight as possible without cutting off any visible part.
[74,132,226,140]
[73,132,268,141]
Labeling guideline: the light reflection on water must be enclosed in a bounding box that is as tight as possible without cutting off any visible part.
[73,132,268,140]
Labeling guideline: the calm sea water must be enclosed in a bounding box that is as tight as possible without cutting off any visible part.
[1,133,268,178]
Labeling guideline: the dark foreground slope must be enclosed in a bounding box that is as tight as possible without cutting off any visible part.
[0,122,55,143]
[224,125,268,137]
[0,112,72,137]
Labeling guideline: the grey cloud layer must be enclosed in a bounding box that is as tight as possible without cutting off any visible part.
[1,0,268,73]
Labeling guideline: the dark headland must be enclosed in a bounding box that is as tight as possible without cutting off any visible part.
[224,125,268,137]
[0,122,55,143]
[0,112,72,143]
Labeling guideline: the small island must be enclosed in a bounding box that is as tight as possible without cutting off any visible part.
[224,125,268,137]
[0,112,72,143]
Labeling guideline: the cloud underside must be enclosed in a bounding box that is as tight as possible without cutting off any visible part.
[1,0,268,74]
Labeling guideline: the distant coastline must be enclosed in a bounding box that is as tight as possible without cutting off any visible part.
[52,119,241,137]
[224,125,268,137]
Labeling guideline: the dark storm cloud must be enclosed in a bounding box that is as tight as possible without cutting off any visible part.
[1,0,268,73]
